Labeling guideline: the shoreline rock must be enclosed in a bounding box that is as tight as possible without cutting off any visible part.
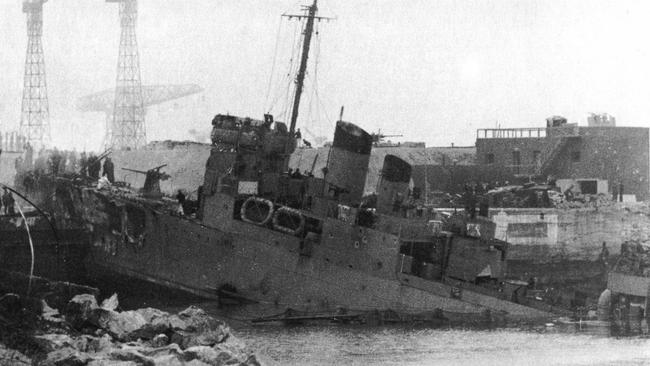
[1,292,260,366]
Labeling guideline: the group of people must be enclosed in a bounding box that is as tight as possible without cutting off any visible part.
[15,145,116,183]
[1,188,15,216]
[286,168,314,179]
[80,153,114,182]
[462,183,491,219]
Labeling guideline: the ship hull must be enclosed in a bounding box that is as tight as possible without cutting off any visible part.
[71,186,553,323]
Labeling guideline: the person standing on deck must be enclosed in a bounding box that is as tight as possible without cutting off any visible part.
[103,157,115,183]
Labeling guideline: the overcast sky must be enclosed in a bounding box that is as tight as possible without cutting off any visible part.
[1,0,650,150]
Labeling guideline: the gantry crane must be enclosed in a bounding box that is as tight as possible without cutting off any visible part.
[20,0,51,149]
[77,84,204,147]
[106,0,145,150]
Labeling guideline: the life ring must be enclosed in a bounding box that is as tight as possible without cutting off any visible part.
[272,206,306,236]
[241,197,274,226]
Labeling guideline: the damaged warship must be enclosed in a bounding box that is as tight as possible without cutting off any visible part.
[37,116,559,323]
[21,0,559,323]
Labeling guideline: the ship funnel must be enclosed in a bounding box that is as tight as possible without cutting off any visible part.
[324,121,373,205]
[376,155,412,214]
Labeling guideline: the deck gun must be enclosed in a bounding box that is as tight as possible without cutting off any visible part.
[371,132,403,145]
[122,164,170,199]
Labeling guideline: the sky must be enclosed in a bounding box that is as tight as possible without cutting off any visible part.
[1,0,650,150]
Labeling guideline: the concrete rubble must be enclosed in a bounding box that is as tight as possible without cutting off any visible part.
[0,291,260,366]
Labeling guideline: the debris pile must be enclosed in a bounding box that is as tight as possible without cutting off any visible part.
[553,193,614,209]
[484,183,618,210]
[613,239,650,277]
[0,291,260,366]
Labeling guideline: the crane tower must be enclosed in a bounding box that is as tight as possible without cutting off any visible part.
[107,0,146,150]
[20,0,51,148]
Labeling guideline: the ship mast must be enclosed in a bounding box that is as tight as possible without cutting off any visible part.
[287,0,318,136]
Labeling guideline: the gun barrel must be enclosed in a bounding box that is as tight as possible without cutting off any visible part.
[122,167,148,175]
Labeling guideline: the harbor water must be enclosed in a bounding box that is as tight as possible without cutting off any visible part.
[237,325,650,366]
[98,278,650,366]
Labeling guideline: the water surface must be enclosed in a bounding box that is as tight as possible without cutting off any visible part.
[237,326,650,366]
[99,277,650,366]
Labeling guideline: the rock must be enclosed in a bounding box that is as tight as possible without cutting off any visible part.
[136,343,183,359]
[66,294,100,329]
[101,293,120,311]
[41,346,91,366]
[183,336,259,366]
[167,314,189,331]
[35,333,115,356]
[244,354,261,366]
[0,344,31,365]
[170,306,229,349]
[108,348,155,366]
[149,354,185,366]
[217,335,252,359]
[42,299,62,320]
[93,309,148,342]
[184,360,211,366]
[91,307,177,342]
[213,336,260,366]
[135,307,174,338]
[152,334,169,348]
[183,346,223,366]
[87,360,139,366]
[34,334,77,353]
[84,334,115,353]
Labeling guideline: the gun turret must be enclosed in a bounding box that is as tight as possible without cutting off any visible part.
[371,132,403,144]
[122,164,170,199]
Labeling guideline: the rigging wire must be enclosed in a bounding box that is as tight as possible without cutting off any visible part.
[15,203,35,296]
[305,24,320,129]
[263,16,284,113]
[272,17,301,120]
[306,29,335,140]
[281,19,304,121]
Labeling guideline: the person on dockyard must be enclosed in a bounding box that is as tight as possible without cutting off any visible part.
[79,152,88,176]
[176,189,186,216]
[2,188,15,216]
[97,172,111,190]
[618,182,624,202]
[88,154,101,179]
[103,157,115,183]
[23,142,33,171]
[599,241,610,267]
[14,155,23,173]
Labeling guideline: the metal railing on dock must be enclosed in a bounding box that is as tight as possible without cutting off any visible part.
[477,128,547,139]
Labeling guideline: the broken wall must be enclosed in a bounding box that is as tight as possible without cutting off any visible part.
[487,204,650,262]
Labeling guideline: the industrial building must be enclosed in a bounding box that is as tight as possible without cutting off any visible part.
[475,116,649,200]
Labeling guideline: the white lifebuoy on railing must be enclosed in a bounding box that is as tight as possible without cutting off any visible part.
[240,196,274,226]
[272,206,306,236]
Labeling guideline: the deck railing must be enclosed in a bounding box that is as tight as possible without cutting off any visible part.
[477,128,547,139]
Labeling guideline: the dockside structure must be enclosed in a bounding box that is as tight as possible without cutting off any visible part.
[475,118,648,200]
